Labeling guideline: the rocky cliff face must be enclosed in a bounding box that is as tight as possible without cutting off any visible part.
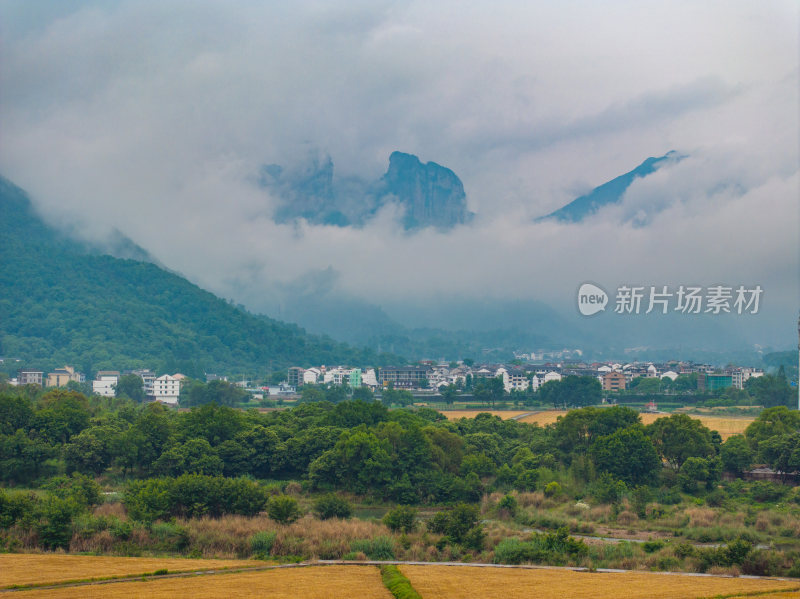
[260,151,472,230]
[377,151,471,229]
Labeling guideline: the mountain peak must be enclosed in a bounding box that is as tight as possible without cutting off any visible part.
[538,151,682,224]
[260,151,473,230]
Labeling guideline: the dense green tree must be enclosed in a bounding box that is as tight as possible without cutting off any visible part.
[629,377,661,394]
[182,379,248,408]
[300,385,326,403]
[538,376,601,409]
[0,393,33,435]
[720,435,754,475]
[178,403,245,446]
[745,406,800,451]
[758,432,800,475]
[352,386,374,401]
[381,388,414,407]
[313,493,352,520]
[646,413,715,469]
[34,390,91,444]
[678,456,722,493]
[115,374,144,402]
[745,372,794,408]
[590,425,661,486]
[383,505,417,533]
[0,429,54,484]
[267,494,302,525]
[63,424,123,475]
[440,384,460,405]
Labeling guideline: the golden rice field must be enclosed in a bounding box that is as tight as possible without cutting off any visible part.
[445,409,754,439]
[0,554,260,588]
[10,564,390,599]
[399,565,800,599]
[639,413,754,440]
[440,410,530,420]
[4,557,799,599]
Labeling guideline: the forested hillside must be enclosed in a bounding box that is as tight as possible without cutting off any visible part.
[0,177,399,376]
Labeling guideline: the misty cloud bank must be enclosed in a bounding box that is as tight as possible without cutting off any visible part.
[0,1,797,349]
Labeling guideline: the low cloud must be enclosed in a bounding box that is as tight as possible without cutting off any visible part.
[0,1,796,348]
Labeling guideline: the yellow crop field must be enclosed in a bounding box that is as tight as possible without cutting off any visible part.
[440,410,530,420]
[639,413,753,439]
[0,554,259,588]
[515,410,568,426]
[400,565,800,599]
[13,565,392,599]
[482,409,753,439]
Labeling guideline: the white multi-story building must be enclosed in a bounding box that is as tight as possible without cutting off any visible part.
[132,369,156,396]
[150,374,180,405]
[729,367,764,390]
[303,368,321,385]
[92,371,120,397]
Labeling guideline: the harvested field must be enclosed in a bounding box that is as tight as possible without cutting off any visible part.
[12,565,391,599]
[639,413,754,439]
[515,410,567,426]
[399,565,799,599]
[0,554,259,588]
[440,410,530,420]
[473,409,753,439]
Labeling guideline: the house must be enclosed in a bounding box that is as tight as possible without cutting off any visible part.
[378,366,432,389]
[17,369,43,386]
[149,374,180,405]
[303,367,321,385]
[602,371,627,392]
[131,369,156,396]
[46,365,85,388]
[287,367,305,388]
[92,371,120,397]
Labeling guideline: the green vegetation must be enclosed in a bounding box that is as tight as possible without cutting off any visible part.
[0,382,799,577]
[380,565,423,599]
[0,177,401,377]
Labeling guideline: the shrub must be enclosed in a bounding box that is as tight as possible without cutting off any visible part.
[427,511,449,535]
[384,505,417,533]
[590,473,627,504]
[42,474,102,508]
[494,528,587,565]
[125,475,268,522]
[35,496,82,550]
[313,494,352,520]
[0,490,38,530]
[380,564,422,599]
[351,536,396,560]
[267,495,302,525]
[749,481,788,503]
[544,482,561,498]
[494,538,547,565]
[497,494,518,516]
[249,531,277,557]
[643,540,665,553]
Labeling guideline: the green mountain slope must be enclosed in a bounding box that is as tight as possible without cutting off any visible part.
[0,177,398,377]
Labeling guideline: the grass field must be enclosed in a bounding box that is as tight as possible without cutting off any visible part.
[445,409,754,439]
[11,564,391,599]
[399,565,800,599]
[0,554,260,588]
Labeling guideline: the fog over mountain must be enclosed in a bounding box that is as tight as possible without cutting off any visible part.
[0,1,797,359]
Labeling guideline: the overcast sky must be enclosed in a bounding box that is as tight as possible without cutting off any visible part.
[1,1,797,347]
